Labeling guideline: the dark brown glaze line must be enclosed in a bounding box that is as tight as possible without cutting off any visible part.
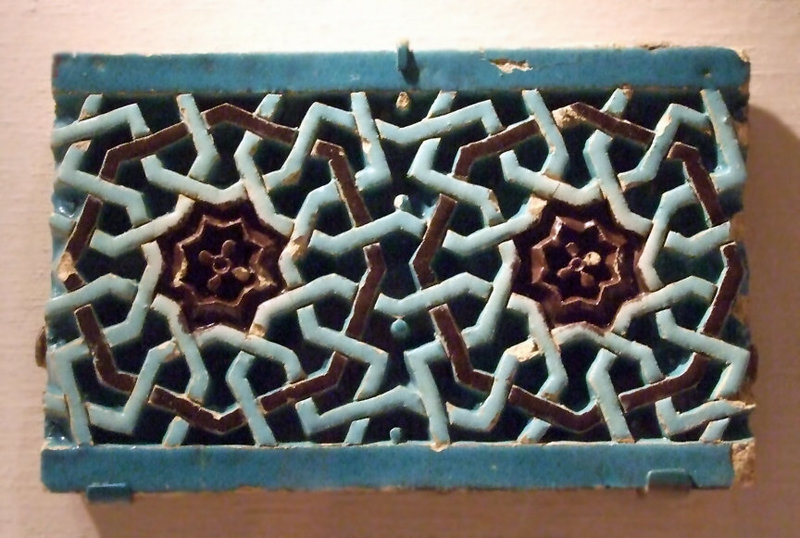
[344,244,386,338]
[259,353,348,413]
[430,305,494,393]
[58,196,102,292]
[668,142,726,227]
[312,140,372,227]
[63,273,85,292]
[73,305,136,393]
[617,242,743,412]
[202,103,297,145]
[411,195,458,288]
[703,243,743,335]
[619,354,710,412]
[99,123,188,181]
[508,386,603,433]
[64,196,102,259]
[149,386,246,434]
[566,103,655,146]
[453,119,540,178]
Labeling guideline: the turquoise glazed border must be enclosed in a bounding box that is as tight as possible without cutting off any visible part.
[52,48,748,93]
[42,441,734,492]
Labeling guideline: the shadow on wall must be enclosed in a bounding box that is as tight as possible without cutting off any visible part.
[79,106,799,538]
[741,106,800,473]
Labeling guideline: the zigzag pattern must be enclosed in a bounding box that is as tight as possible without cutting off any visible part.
[44,88,753,447]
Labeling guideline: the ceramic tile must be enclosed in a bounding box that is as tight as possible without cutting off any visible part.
[41,49,754,493]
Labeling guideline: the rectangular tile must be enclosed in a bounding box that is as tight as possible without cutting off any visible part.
[42,48,754,492]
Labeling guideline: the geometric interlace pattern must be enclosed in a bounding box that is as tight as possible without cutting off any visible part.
[44,87,753,447]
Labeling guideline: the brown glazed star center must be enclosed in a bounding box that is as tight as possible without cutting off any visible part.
[512,200,644,328]
[155,201,287,331]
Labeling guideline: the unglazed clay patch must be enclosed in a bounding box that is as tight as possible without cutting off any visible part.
[41,49,753,493]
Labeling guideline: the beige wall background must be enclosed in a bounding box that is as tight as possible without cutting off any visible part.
[1,1,798,536]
